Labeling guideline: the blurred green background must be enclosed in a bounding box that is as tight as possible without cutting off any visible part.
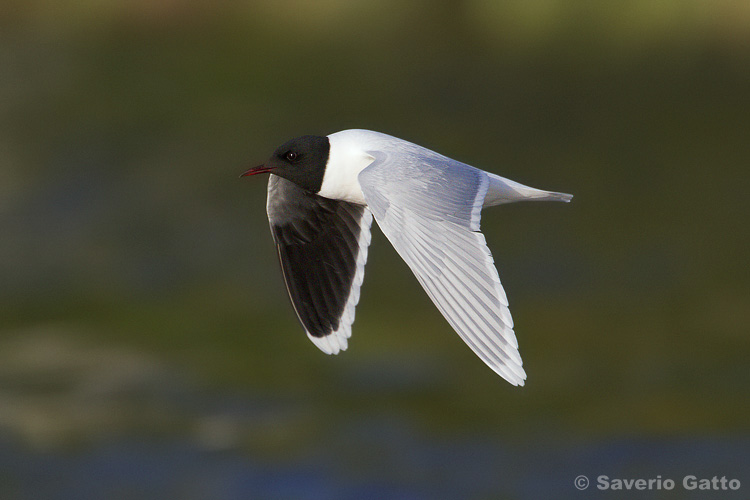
[1,1,749,498]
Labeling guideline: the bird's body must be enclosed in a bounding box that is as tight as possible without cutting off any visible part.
[244,129,572,385]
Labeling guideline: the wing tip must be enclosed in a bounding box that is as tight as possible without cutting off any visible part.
[496,364,527,387]
[487,351,527,386]
[500,366,527,387]
[307,331,349,355]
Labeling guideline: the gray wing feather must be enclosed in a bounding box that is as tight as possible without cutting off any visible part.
[359,149,526,385]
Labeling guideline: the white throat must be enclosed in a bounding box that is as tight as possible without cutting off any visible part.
[318,132,375,205]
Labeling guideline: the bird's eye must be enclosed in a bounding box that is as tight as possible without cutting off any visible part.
[285,151,298,162]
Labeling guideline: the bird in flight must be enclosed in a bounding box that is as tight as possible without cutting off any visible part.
[243,129,572,385]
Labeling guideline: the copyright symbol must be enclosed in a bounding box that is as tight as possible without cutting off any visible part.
[574,475,589,490]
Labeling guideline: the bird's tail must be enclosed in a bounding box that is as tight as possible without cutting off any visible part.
[483,172,573,207]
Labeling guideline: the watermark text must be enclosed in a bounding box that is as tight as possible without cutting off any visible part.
[574,474,741,492]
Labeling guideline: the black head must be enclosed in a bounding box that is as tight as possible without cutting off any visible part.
[242,135,330,193]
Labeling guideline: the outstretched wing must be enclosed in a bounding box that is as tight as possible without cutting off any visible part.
[359,151,526,385]
[266,175,373,354]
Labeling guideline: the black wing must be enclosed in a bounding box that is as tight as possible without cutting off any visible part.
[266,175,373,354]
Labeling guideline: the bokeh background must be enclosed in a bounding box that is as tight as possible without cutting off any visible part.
[2,1,749,498]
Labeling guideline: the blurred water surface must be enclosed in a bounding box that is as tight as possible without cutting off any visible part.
[1,1,749,498]
[1,331,747,499]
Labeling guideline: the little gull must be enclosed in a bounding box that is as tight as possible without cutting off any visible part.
[242,129,572,385]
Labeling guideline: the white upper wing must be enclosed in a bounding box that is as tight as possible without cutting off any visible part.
[359,147,526,385]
